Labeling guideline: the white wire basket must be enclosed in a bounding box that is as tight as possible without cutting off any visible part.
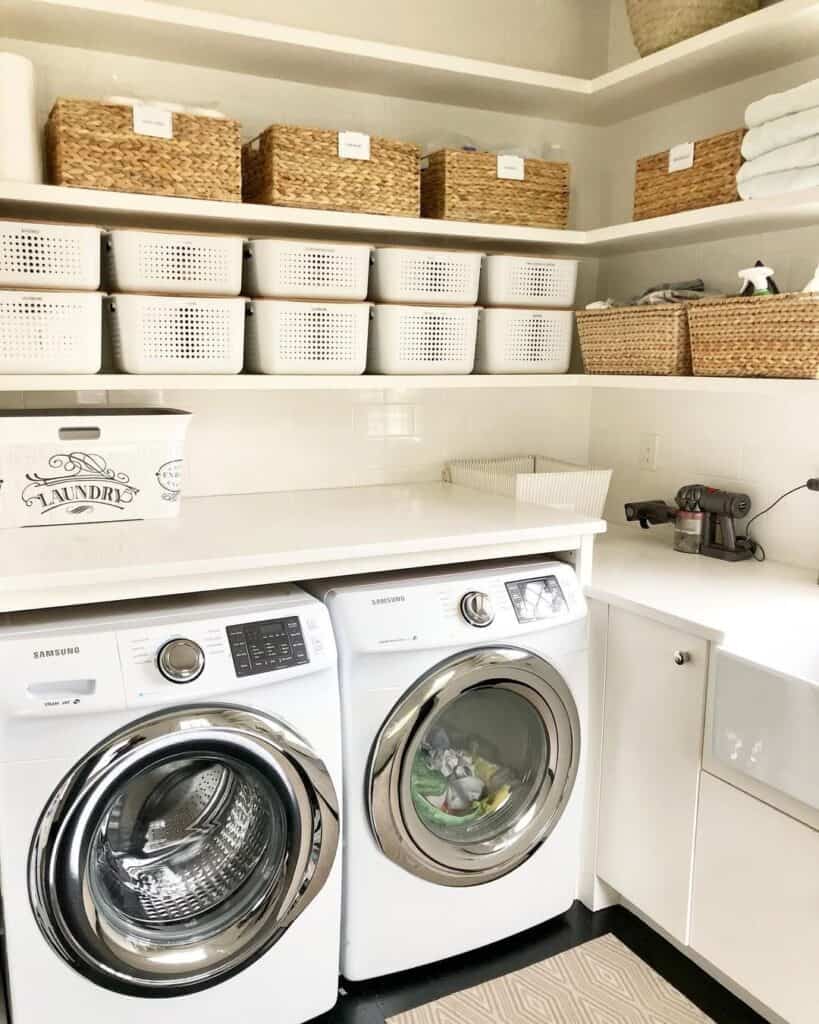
[475,308,573,374]
[479,254,578,308]
[445,455,612,519]
[243,239,372,300]
[369,247,483,305]
[0,290,102,373]
[103,230,243,295]
[105,294,246,374]
[0,222,100,290]
[245,300,370,375]
[369,305,479,374]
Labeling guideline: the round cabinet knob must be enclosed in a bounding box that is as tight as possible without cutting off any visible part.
[673,650,691,666]
[460,591,495,628]
[157,639,205,684]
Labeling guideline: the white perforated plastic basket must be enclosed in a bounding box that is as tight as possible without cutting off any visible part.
[476,308,573,374]
[105,294,245,374]
[369,247,483,305]
[0,222,100,290]
[369,305,478,374]
[245,300,370,374]
[243,239,371,300]
[479,254,578,308]
[0,290,102,373]
[104,230,243,295]
[445,455,612,518]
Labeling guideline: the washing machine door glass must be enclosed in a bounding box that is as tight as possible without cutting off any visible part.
[29,705,339,997]
[369,647,579,886]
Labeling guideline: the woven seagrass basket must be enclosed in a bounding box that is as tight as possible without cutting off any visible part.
[576,305,692,376]
[688,293,819,378]
[633,128,744,221]
[242,124,420,217]
[626,0,760,56]
[47,99,241,202]
[421,149,569,229]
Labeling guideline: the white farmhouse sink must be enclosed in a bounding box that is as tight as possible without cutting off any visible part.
[704,640,819,830]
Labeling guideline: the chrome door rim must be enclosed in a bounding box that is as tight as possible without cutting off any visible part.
[29,704,339,997]
[368,647,580,887]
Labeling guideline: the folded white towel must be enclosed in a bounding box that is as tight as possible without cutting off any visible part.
[742,106,819,160]
[746,78,819,129]
[738,163,819,200]
[738,134,819,183]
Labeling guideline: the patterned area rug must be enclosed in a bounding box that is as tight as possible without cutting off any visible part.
[386,934,713,1024]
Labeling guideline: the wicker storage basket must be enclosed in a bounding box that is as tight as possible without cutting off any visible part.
[576,305,692,376]
[626,0,760,57]
[634,129,744,221]
[242,124,420,217]
[47,99,241,202]
[687,293,819,378]
[421,150,569,229]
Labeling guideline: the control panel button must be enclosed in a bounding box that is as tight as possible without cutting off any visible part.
[157,639,205,684]
[227,616,309,677]
[460,591,495,628]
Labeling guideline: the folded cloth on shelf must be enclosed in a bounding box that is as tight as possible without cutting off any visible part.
[738,134,819,183]
[738,163,819,200]
[746,78,819,129]
[585,279,708,309]
[742,106,819,161]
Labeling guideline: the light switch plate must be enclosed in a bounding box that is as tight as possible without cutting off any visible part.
[639,433,660,471]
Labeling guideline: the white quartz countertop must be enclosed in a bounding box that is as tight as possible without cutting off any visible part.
[0,482,605,614]
[588,526,819,644]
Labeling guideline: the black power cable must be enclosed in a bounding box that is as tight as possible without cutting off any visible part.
[737,478,819,561]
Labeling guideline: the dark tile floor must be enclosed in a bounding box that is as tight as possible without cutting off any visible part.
[313,902,767,1024]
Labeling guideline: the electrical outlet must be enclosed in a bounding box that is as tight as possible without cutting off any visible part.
[638,433,660,471]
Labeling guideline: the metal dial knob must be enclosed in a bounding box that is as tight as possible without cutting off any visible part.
[460,591,495,628]
[673,650,691,666]
[157,638,205,684]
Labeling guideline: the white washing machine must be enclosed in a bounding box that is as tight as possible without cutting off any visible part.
[310,558,589,981]
[0,585,341,1024]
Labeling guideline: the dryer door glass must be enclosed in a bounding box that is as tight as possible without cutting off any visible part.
[369,647,579,887]
[410,687,549,845]
[29,705,339,997]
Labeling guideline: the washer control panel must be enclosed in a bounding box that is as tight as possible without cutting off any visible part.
[226,616,309,677]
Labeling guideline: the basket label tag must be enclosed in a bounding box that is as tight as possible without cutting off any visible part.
[420,156,430,171]
[132,104,173,140]
[338,131,371,160]
[668,141,695,173]
[497,154,525,181]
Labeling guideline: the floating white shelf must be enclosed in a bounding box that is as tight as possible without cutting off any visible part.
[2,374,816,396]
[5,182,819,256]
[2,0,819,123]
[0,482,606,613]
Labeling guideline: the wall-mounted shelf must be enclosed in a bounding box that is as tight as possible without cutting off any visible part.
[2,0,819,123]
[3,374,816,396]
[5,182,819,255]
[0,482,606,613]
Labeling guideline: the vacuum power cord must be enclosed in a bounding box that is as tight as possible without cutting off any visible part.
[737,478,819,561]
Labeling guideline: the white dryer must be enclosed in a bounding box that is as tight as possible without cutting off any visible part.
[310,559,589,981]
[0,585,341,1024]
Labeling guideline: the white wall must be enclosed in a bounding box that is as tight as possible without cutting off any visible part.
[589,388,819,570]
[157,0,613,77]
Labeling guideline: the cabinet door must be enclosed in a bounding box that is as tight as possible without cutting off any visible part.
[596,607,708,943]
[691,772,819,1024]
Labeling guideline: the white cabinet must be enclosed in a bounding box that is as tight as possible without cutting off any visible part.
[691,772,819,1024]
[596,607,708,943]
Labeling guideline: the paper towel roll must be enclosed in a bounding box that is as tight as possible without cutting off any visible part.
[0,53,42,184]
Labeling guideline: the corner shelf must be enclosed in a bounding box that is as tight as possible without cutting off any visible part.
[3,0,819,123]
[5,182,819,256]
